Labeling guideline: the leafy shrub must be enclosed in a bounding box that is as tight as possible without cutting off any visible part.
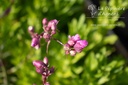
[0,0,128,85]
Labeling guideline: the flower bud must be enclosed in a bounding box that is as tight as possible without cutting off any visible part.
[64,44,70,50]
[33,60,45,68]
[51,19,58,25]
[68,40,75,46]
[51,24,56,31]
[68,35,71,39]
[42,18,48,25]
[28,26,34,33]
[70,34,80,42]
[36,67,44,74]
[45,26,50,31]
[31,38,40,48]
[47,21,52,28]
[51,31,56,35]
[47,19,58,27]
[43,33,50,39]
[49,67,54,74]
[43,57,48,65]
[69,50,76,56]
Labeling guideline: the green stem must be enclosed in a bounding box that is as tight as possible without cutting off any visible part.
[52,38,64,46]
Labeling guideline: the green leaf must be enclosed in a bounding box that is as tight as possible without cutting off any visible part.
[98,76,109,84]
[71,52,85,64]
[72,66,83,74]
[103,34,118,45]
[68,18,78,34]
[85,52,98,71]
[77,14,85,30]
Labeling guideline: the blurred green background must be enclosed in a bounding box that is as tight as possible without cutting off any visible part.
[0,0,128,85]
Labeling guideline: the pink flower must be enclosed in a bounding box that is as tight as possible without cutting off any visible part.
[43,57,48,65]
[42,18,48,25]
[29,18,59,49]
[42,18,59,41]
[33,57,54,76]
[69,50,76,56]
[68,34,80,42]
[31,38,40,49]
[74,40,88,53]
[64,34,88,56]
[35,67,45,75]
[33,60,45,68]
[47,19,58,27]
[28,26,34,33]
[67,39,75,46]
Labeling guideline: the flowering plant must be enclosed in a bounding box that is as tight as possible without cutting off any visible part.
[1,0,128,85]
[28,18,88,85]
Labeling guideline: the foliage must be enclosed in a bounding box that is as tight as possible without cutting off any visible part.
[0,0,128,85]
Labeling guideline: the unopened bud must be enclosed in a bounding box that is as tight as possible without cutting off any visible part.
[33,60,45,68]
[64,44,70,50]
[45,26,50,31]
[36,67,44,75]
[48,19,58,27]
[42,18,48,25]
[43,57,48,65]
[68,40,75,46]
[28,26,34,32]
[31,38,40,47]
[70,50,76,56]
[51,24,56,31]
[51,19,58,25]
[43,33,50,39]
[49,67,54,74]
[71,34,80,41]
[51,31,56,35]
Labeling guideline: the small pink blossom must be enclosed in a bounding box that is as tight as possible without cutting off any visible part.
[33,57,54,85]
[42,18,48,25]
[74,40,88,53]
[43,57,48,65]
[31,38,40,49]
[69,50,76,56]
[33,60,45,68]
[28,26,34,32]
[69,34,80,42]
[28,18,59,50]
[33,57,54,76]
[64,34,88,56]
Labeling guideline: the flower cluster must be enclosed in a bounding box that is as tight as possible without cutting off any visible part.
[42,18,58,42]
[64,34,88,56]
[28,18,58,49]
[28,26,41,49]
[33,57,54,85]
[29,18,88,85]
